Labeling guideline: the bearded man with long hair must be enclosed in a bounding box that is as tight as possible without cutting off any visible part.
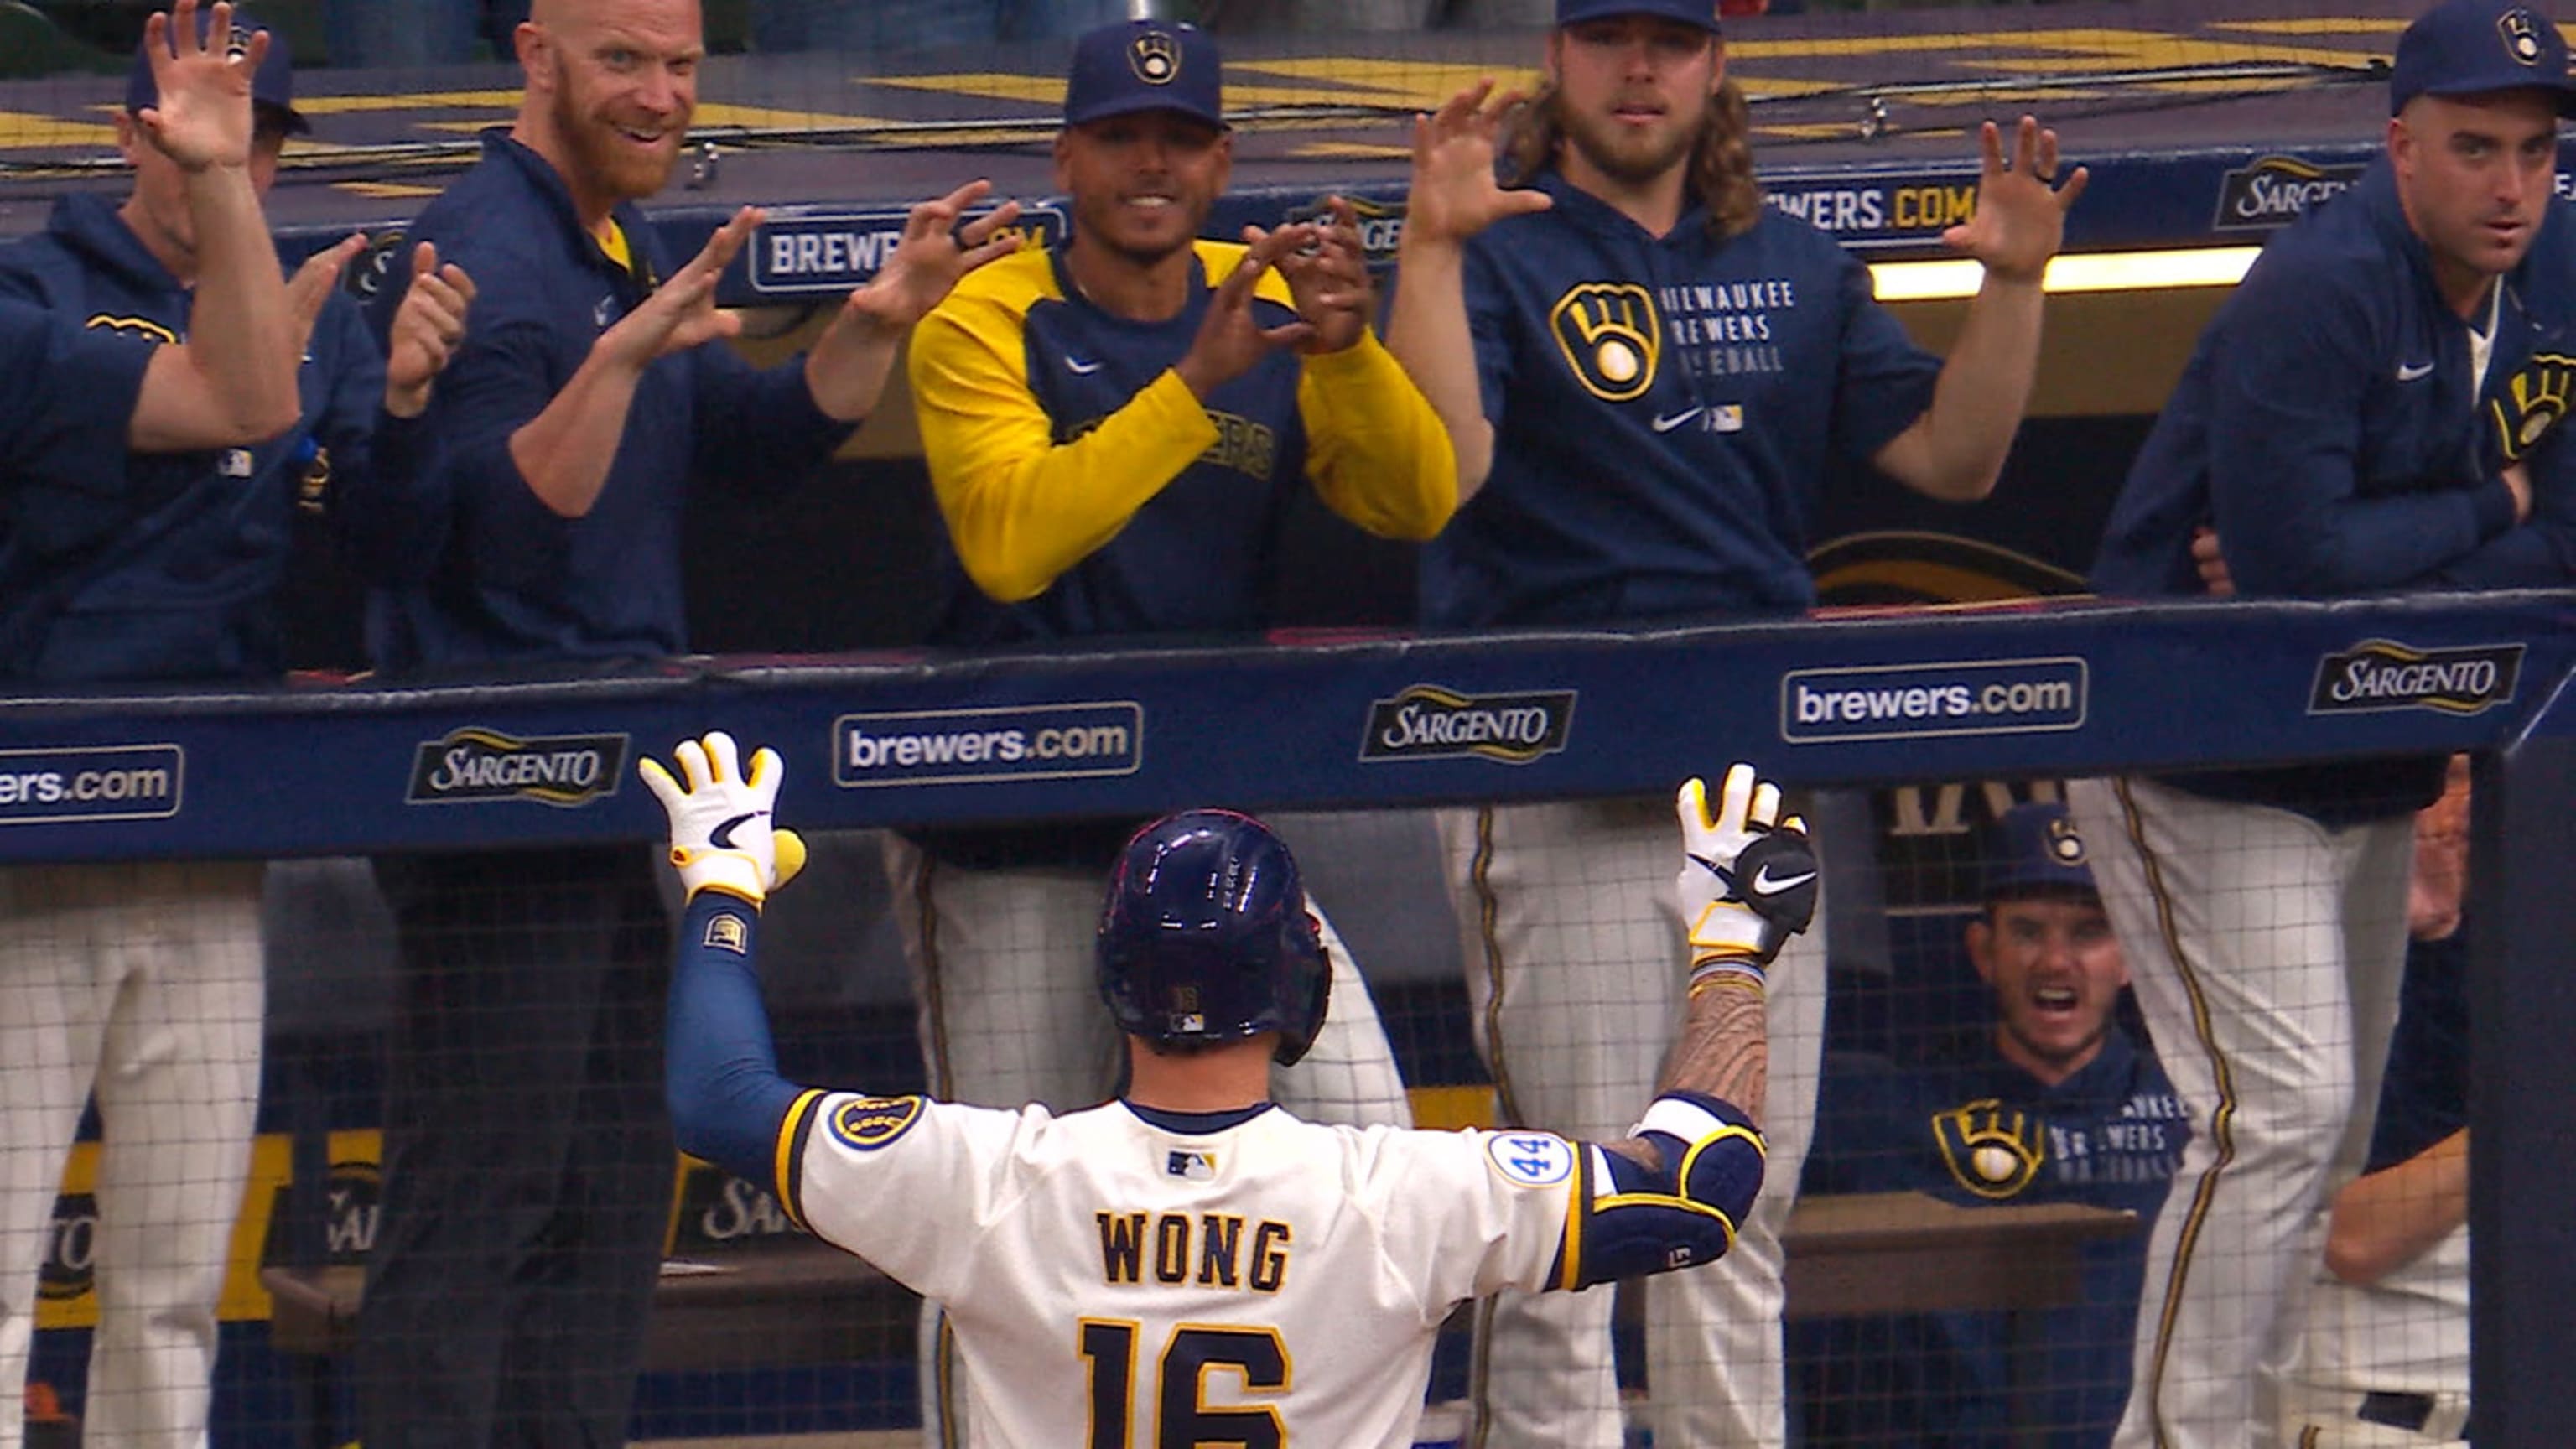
[1386,3,2086,1445]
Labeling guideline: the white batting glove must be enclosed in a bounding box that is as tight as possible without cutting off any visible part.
[637,731,808,906]
[1675,764,1819,989]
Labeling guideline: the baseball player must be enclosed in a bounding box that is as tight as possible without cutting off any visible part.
[1794,802,2186,1447]
[894,21,1452,1441]
[2278,771,2473,1447]
[335,0,1019,1441]
[646,730,1815,1449]
[1382,3,2085,1442]
[0,8,469,1446]
[2070,3,2576,1443]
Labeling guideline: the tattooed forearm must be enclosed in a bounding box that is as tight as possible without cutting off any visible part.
[1665,977,1768,1124]
[1601,974,1769,1171]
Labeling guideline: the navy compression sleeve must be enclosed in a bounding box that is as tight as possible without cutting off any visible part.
[665,893,809,1199]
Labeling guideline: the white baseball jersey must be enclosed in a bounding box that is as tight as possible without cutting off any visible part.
[779,1089,1581,1449]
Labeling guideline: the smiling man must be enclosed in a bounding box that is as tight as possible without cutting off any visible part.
[338,1,1022,1442]
[1794,802,2186,1449]
[892,18,1457,1445]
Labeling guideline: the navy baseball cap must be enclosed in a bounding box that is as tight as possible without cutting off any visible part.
[2388,0,2576,117]
[1556,0,1724,32]
[1064,20,1225,130]
[1981,802,2099,903]
[127,8,308,136]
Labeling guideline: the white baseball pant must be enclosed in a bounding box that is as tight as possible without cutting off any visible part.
[1441,796,1825,1449]
[0,860,264,1449]
[2067,776,2412,1449]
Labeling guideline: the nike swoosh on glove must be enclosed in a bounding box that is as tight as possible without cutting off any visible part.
[638,730,809,906]
[1675,764,1818,979]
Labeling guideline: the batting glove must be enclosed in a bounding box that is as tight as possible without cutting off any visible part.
[1675,764,1818,989]
[637,731,808,906]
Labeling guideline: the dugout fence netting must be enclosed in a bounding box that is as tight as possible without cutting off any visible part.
[0,594,2551,1448]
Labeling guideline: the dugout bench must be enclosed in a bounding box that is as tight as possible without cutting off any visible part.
[258,1182,2135,1447]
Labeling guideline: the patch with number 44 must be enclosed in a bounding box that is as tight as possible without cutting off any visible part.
[1486,1131,1576,1187]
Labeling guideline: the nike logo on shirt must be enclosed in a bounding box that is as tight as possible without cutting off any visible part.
[1652,407,1703,434]
[2397,361,2437,382]
[1066,356,1104,375]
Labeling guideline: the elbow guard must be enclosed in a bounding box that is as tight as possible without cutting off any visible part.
[1562,1092,1765,1290]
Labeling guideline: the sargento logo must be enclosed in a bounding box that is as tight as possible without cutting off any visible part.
[2212,156,2365,231]
[406,728,626,806]
[833,701,1144,787]
[2308,640,2524,716]
[0,744,184,824]
[1359,685,1576,765]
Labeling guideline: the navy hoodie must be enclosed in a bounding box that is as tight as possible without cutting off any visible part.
[0,192,386,681]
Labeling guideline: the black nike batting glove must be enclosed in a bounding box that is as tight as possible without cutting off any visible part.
[1675,764,1818,985]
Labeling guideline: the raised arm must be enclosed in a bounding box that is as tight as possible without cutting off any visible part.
[644,732,814,1195]
[506,207,758,517]
[127,0,299,450]
[915,227,1324,603]
[1385,80,1552,504]
[798,179,1022,423]
[1549,766,1819,1290]
[1287,197,1457,542]
[1869,117,2087,502]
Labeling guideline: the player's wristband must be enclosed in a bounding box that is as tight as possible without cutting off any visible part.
[1688,957,1767,997]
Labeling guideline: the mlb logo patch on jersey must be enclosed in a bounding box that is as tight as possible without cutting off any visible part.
[218,449,253,479]
[1486,1131,1576,1188]
[1166,1150,1218,1181]
[828,1094,923,1152]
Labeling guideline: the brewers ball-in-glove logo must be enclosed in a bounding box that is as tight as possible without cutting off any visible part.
[1933,1099,2044,1199]
[1130,29,1180,84]
[2501,7,2545,63]
[1550,283,1663,402]
[2491,352,2576,460]
[2044,813,2086,868]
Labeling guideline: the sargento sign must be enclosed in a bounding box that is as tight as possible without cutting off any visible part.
[407,729,626,806]
[2308,640,2524,717]
[1359,685,1576,765]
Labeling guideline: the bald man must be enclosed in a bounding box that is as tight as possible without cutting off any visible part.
[337,2,1018,1442]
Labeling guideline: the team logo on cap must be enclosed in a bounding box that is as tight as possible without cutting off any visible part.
[1130,29,1181,85]
[2501,8,2545,64]
[2045,815,2086,867]
[1550,283,1662,402]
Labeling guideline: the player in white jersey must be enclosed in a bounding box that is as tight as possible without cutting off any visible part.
[641,731,1815,1448]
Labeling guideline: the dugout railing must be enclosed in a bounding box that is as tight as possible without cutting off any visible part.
[7,589,2571,1445]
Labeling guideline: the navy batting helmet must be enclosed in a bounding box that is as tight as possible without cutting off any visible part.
[1097,808,1331,1066]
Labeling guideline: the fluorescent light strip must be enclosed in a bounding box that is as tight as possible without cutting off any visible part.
[1868,246,2262,301]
